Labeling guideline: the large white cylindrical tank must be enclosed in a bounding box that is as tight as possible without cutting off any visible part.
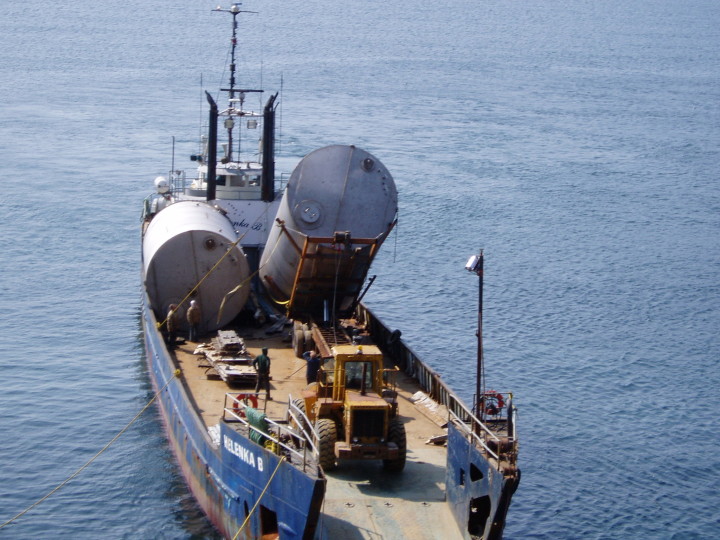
[143,200,250,331]
[259,145,397,318]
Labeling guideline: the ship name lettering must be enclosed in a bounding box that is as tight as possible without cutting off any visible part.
[232,219,263,232]
[223,435,257,468]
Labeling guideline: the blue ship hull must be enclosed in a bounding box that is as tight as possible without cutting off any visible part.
[446,423,520,539]
[141,290,325,539]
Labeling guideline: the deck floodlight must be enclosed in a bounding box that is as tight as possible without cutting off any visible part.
[465,254,482,274]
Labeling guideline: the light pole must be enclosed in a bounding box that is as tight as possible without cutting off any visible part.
[465,250,484,417]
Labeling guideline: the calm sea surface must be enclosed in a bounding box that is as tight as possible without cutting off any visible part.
[1,0,718,538]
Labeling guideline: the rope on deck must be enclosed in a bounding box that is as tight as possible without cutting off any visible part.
[0,369,182,530]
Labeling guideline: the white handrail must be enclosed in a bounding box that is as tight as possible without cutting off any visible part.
[221,394,320,471]
[286,396,320,456]
[448,409,500,461]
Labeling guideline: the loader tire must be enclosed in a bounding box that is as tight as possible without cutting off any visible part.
[316,418,337,471]
[383,417,407,472]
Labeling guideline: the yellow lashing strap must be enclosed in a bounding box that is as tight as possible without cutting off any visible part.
[216,222,289,323]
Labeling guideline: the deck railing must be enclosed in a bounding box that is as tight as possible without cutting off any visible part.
[357,303,518,462]
[222,393,320,474]
[142,170,290,222]
[286,396,320,458]
[168,170,290,196]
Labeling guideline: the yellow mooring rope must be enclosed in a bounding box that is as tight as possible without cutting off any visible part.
[232,456,286,540]
[0,369,182,530]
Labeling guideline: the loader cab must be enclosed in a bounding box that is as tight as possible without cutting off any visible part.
[329,345,384,402]
[344,359,374,390]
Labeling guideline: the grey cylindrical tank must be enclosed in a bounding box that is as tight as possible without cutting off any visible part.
[259,145,397,317]
[143,200,250,331]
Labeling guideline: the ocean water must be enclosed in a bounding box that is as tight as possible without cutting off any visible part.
[1,0,718,538]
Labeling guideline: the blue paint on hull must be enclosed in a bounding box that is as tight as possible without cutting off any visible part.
[445,423,515,540]
[141,291,324,539]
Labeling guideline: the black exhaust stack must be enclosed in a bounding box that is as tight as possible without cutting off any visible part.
[261,93,278,202]
[205,91,218,201]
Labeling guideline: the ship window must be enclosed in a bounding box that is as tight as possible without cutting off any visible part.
[459,468,465,486]
[470,463,483,482]
[229,174,247,187]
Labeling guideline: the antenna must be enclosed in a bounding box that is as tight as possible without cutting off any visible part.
[212,3,259,163]
[213,3,258,99]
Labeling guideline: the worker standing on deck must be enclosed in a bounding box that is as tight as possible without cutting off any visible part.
[186,300,201,342]
[166,304,178,349]
[302,350,321,385]
[253,347,271,400]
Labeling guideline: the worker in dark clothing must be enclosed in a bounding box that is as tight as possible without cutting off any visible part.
[165,304,178,349]
[186,300,201,342]
[302,350,321,385]
[253,347,271,400]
